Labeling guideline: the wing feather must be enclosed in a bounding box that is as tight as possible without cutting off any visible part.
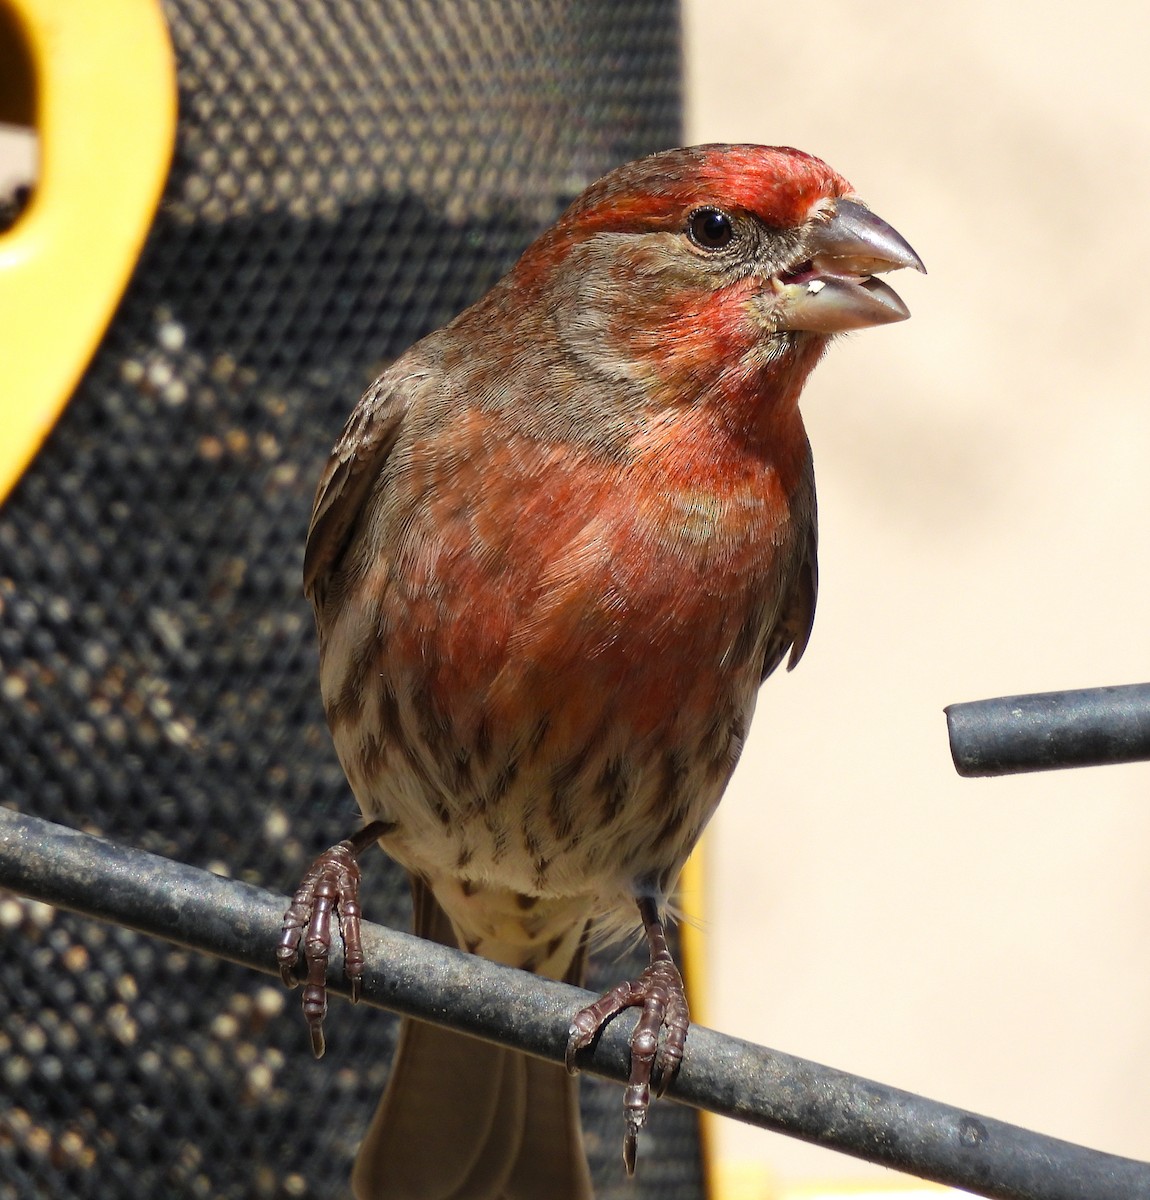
[302,368,425,600]
[760,454,818,681]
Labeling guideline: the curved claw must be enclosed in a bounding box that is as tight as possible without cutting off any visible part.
[653,1056,680,1099]
[652,979,689,1097]
[623,1123,639,1176]
[564,1024,586,1074]
[309,1019,326,1059]
[276,947,300,990]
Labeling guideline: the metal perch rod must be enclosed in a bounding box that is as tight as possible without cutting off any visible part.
[1,805,1148,1200]
[945,682,1150,776]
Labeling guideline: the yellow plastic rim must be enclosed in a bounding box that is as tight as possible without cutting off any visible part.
[679,840,716,1198]
[0,0,176,505]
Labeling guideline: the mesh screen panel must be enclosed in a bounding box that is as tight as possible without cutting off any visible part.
[0,1,700,1197]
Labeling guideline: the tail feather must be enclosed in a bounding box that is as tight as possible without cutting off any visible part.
[351,877,593,1200]
[503,1055,592,1200]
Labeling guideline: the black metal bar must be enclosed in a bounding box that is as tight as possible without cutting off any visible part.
[945,683,1150,777]
[2,805,1149,1199]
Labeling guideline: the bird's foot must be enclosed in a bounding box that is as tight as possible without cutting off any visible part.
[277,820,392,1057]
[564,899,689,1175]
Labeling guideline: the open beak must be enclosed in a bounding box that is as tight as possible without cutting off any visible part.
[773,199,925,334]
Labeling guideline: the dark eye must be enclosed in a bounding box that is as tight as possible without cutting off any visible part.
[687,207,735,251]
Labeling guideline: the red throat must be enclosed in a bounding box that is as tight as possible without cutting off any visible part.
[627,280,828,465]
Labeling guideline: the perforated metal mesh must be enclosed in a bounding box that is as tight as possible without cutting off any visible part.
[0,1,697,1197]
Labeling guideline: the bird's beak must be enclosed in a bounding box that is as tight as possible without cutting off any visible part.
[773,199,925,334]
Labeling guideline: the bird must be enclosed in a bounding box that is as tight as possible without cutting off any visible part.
[278,143,923,1200]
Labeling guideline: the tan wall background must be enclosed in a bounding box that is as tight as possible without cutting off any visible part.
[684,1,1150,1194]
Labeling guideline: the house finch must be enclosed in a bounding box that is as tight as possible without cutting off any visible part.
[279,144,922,1200]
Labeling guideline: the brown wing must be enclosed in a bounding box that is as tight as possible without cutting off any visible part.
[302,366,427,602]
[760,452,818,681]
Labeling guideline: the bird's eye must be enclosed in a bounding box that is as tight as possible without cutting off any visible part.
[687,207,735,251]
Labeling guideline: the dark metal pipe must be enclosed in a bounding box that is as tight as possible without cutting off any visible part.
[946,683,1150,777]
[2,805,1149,1199]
